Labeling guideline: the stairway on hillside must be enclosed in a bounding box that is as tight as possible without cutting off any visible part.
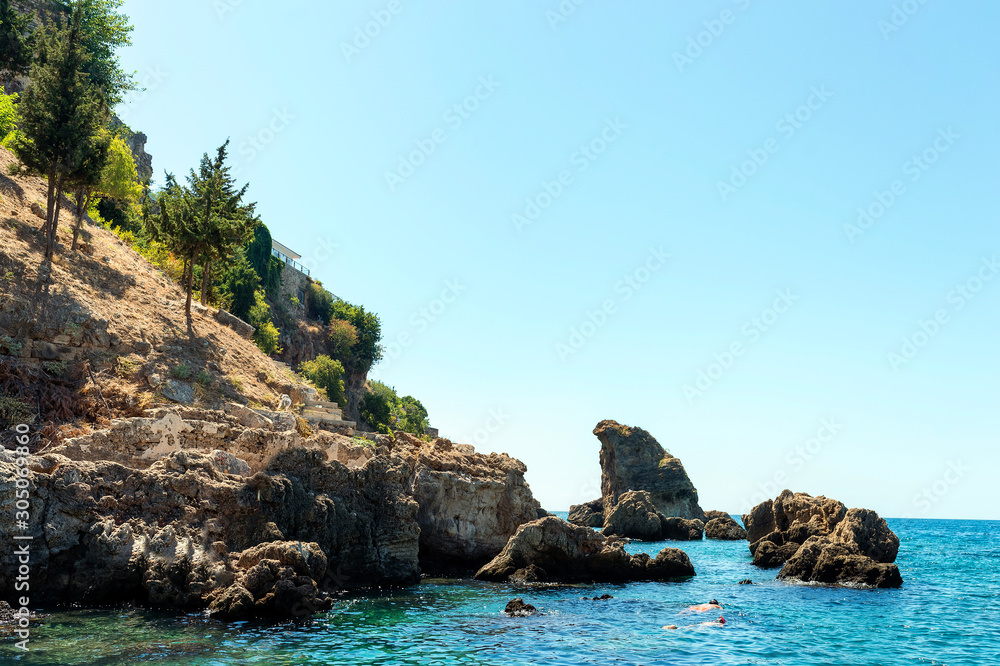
[299,386,357,434]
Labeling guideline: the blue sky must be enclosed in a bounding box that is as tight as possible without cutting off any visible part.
[118,0,999,520]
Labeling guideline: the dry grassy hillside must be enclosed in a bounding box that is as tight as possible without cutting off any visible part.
[0,146,305,443]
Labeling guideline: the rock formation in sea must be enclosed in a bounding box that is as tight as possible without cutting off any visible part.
[704,515,747,541]
[595,420,706,521]
[742,490,902,588]
[0,407,544,617]
[601,490,704,541]
[567,498,604,527]
[474,516,696,583]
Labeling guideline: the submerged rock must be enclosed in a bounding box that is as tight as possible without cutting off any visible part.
[568,498,604,528]
[704,515,747,541]
[743,491,902,588]
[594,420,705,521]
[602,490,704,541]
[474,516,695,583]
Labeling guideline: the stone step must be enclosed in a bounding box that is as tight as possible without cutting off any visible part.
[302,410,347,423]
[305,399,339,409]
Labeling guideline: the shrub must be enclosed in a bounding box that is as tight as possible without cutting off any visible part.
[0,336,23,356]
[248,289,282,356]
[397,395,429,435]
[327,319,358,362]
[329,299,383,373]
[196,369,211,385]
[114,355,137,378]
[298,355,346,408]
[307,282,333,323]
[0,87,18,142]
[42,360,68,376]
[0,395,33,428]
[171,364,191,380]
[360,389,391,434]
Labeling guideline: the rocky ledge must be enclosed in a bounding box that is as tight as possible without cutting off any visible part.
[474,516,695,584]
[743,490,901,588]
[0,408,545,618]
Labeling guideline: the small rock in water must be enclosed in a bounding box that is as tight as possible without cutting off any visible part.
[504,598,538,617]
[738,579,753,585]
[585,594,614,600]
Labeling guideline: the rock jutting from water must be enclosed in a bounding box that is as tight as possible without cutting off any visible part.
[474,516,696,583]
[704,514,748,541]
[743,490,902,588]
[567,498,604,527]
[595,420,706,521]
[601,490,705,541]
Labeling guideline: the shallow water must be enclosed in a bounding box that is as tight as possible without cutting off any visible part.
[3,517,997,665]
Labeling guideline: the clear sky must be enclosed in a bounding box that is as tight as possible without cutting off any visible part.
[117,0,999,520]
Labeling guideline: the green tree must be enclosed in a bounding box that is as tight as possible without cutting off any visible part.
[329,299,383,377]
[327,318,358,361]
[360,389,391,433]
[0,0,34,86]
[11,6,107,260]
[60,0,136,108]
[247,222,281,295]
[67,125,111,251]
[218,250,260,323]
[299,355,347,408]
[149,173,205,314]
[247,288,280,355]
[0,86,18,140]
[397,395,429,435]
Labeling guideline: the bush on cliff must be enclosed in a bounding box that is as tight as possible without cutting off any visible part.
[362,381,429,435]
[299,355,347,407]
[248,290,281,356]
[360,389,391,434]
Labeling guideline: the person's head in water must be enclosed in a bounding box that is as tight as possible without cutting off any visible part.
[709,599,720,606]
[717,616,725,624]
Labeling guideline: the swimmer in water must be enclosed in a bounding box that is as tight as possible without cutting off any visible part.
[684,599,722,612]
[663,616,725,630]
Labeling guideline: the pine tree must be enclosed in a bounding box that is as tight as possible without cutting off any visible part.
[10,6,107,260]
[67,126,111,251]
[0,0,34,87]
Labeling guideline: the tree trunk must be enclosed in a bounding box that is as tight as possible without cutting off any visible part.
[200,260,212,306]
[43,172,57,260]
[185,249,197,316]
[48,177,64,260]
[71,187,86,252]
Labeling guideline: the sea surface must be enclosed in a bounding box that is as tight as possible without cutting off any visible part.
[2,516,997,665]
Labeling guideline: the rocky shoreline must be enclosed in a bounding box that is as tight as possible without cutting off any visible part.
[0,416,904,620]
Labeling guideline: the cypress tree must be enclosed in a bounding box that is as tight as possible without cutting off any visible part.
[11,5,106,260]
[0,0,34,87]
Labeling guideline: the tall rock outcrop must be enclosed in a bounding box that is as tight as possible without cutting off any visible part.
[602,490,704,541]
[743,490,902,588]
[474,517,695,583]
[386,432,542,572]
[594,420,706,521]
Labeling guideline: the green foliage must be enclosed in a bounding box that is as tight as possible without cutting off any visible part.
[327,318,358,362]
[61,0,137,108]
[248,289,281,355]
[218,251,260,323]
[247,222,281,296]
[329,299,383,375]
[42,360,68,376]
[195,369,211,385]
[0,335,23,355]
[307,281,333,323]
[98,133,141,204]
[298,355,346,408]
[171,363,190,380]
[289,295,300,308]
[10,4,107,259]
[360,388,391,434]
[0,0,35,81]
[0,395,33,428]
[363,380,429,435]
[0,87,18,141]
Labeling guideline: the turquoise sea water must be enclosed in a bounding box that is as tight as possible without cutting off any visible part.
[2,516,997,665]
